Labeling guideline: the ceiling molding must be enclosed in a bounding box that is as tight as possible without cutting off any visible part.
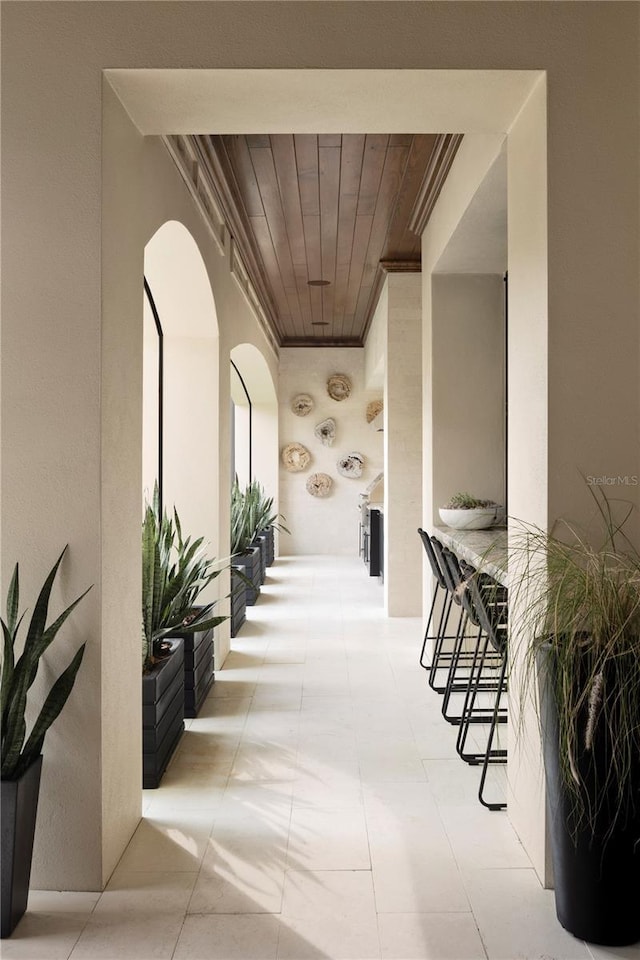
[163,135,226,255]
[379,260,422,273]
[195,136,284,342]
[408,133,463,236]
[280,336,363,348]
[163,135,281,354]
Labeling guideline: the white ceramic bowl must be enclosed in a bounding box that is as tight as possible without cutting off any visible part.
[438,507,497,530]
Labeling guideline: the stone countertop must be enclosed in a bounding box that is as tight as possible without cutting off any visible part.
[432,524,508,585]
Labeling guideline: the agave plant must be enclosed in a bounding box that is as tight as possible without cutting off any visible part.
[142,485,226,671]
[1,547,90,781]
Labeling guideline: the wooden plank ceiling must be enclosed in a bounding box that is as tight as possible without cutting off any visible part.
[201,133,460,346]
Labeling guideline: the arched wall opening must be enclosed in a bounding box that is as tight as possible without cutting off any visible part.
[230,342,279,520]
[143,220,221,579]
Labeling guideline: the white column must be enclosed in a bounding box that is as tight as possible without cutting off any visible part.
[384,273,423,617]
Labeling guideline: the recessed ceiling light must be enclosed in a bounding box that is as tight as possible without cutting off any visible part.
[307,279,331,287]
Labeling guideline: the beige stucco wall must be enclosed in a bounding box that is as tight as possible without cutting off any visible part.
[430,274,506,512]
[1,1,638,892]
[384,274,423,617]
[278,346,384,556]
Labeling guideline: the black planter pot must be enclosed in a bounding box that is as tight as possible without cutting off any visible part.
[142,638,185,788]
[539,643,640,946]
[235,546,261,605]
[231,566,247,636]
[169,608,215,718]
[260,526,275,567]
[252,536,267,584]
[1,755,43,938]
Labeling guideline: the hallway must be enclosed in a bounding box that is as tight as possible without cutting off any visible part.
[7,557,609,959]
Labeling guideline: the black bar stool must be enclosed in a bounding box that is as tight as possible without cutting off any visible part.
[454,565,507,762]
[416,530,463,691]
[465,571,509,811]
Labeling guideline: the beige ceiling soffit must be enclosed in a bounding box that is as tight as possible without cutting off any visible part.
[163,136,226,255]
[408,133,464,236]
[230,240,280,356]
[196,136,283,343]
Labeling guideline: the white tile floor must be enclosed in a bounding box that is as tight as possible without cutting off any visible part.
[6,556,638,960]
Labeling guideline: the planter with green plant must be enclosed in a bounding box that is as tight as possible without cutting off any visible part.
[439,492,499,530]
[1,547,89,938]
[230,479,262,604]
[142,488,226,785]
[506,489,640,946]
[230,566,247,637]
[251,481,289,568]
[231,480,289,605]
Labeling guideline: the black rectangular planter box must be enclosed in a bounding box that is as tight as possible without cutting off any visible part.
[169,612,215,719]
[252,536,267,584]
[1,755,43,938]
[184,633,214,717]
[234,546,261,605]
[260,526,275,566]
[142,638,184,788]
[231,566,247,636]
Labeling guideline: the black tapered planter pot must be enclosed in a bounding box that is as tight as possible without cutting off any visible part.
[231,566,247,636]
[1,755,43,938]
[539,643,640,946]
[143,638,185,788]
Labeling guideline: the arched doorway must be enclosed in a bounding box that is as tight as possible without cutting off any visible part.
[143,220,221,571]
[230,342,279,532]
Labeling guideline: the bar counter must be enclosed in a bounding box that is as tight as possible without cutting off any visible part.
[433,524,508,586]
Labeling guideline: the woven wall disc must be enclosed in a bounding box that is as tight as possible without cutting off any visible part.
[337,451,365,479]
[327,374,352,402]
[281,442,311,472]
[366,399,383,423]
[306,473,333,497]
[291,394,314,417]
[314,418,336,447]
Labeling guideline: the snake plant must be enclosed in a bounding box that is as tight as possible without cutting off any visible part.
[142,485,226,671]
[1,547,90,781]
[230,478,289,556]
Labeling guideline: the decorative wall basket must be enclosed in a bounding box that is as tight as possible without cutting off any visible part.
[314,418,336,447]
[366,399,383,423]
[291,394,314,417]
[337,451,365,479]
[327,374,352,402]
[306,473,333,498]
[282,442,311,472]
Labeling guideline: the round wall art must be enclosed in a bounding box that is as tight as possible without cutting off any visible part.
[366,399,383,423]
[291,394,314,417]
[281,442,311,472]
[337,451,365,479]
[327,374,351,402]
[306,473,333,498]
[314,418,336,447]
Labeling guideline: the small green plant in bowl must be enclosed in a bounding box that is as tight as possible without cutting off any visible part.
[439,492,498,530]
